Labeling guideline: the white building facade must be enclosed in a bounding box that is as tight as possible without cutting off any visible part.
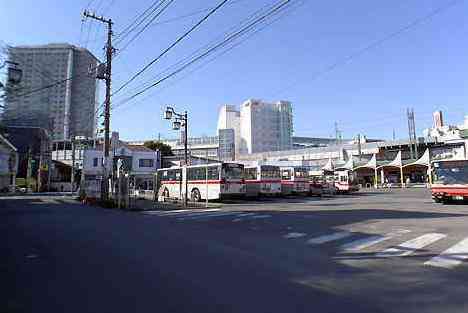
[239,99,293,154]
[82,135,160,198]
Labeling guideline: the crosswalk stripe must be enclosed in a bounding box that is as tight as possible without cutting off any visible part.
[340,230,411,252]
[235,213,257,217]
[424,238,468,269]
[177,211,239,221]
[249,214,272,219]
[284,232,307,239]
[306,231,351,245]
[377,233,446,258]
[144,209,193,216]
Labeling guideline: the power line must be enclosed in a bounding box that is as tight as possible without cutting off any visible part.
[273,0,463,97]
[112,0,279,100]
[113,0,292,108]
[112,0,231,97]
[114,0,165,44]
[115,0,176,56]
[148,0,246,28]
[112,0,303,111]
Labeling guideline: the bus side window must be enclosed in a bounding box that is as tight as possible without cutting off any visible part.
[207,167,219,180]
[282,169,291,180]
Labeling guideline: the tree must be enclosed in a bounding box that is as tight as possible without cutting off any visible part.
[144,140,173,156]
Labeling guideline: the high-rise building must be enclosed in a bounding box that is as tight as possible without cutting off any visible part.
[3,43,99,140]
[217,104,240,157]
[239,99,293,154]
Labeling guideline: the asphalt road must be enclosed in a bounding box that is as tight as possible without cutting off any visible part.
[2,189,468,313]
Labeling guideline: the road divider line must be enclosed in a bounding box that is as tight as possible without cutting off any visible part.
[376,233,446,258]
[306,231,351,245]
[424,238,468,269]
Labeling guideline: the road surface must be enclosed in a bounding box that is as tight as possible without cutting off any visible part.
[2,189,468,312]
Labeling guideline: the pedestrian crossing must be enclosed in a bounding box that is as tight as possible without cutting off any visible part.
[286,229,468,270]
[143,209,468,270]
[143,209,272,222]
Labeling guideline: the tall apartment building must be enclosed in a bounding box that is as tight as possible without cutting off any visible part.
[3,43,99,140]
[239,99,293,154]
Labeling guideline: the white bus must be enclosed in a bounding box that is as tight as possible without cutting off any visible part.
[334,169,359,193]
[243,165,282,197]
[280,166,309,195]
[156,163,245,201]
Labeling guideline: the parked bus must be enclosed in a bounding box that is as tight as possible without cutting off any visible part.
[308,170,324,197]
[334,169,359,193]
[243,165,282,197]
[431,159,468,204]
[280,166,309,195]
[156,163,245,201]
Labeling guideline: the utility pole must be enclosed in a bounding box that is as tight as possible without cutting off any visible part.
[407,108,417,159]
[71,138,75,192]
[357,134,362,161]
[83,10,114,200]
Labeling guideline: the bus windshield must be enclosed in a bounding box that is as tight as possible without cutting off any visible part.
[433,161,468,185]
[222,164,243,179]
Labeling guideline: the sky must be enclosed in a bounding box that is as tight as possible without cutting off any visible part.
[1,0,467,141]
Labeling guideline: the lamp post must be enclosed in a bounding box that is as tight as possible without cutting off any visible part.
[164,106,188,207]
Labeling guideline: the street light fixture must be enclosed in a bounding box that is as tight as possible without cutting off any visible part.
[163,105,188,207]
[164,107,174,120]
[5,61,22,85]
[172,120,181,130]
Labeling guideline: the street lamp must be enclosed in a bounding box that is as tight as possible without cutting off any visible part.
[163,106,188,207]
[164,107,174,120]
[5,61,22,85]
[172,120,181,130]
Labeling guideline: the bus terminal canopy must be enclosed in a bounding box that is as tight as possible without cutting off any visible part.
[346,149,431,172]
[402,148,430,168]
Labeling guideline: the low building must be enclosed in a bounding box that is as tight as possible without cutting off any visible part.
[3,126,51,191]
[82,132,161,198]
[0,134,18,192]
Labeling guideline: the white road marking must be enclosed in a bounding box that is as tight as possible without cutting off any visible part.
[249,214,272,219]
[424,238,468,269]
[306,231,351,245]
[235,213,257,217]
[177,211,239,221]
[144,209,193,215]
[340,230,411,252]
[284,232,307,239]
[377,233,446,258]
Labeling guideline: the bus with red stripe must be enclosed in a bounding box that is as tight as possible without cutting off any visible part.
[156,163,245,202]
[280,166,309,195]
[431,159,468,204]
[334,169,359,193]
[243,165,282,197]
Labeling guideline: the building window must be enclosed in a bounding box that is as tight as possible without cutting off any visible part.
[139,159,154,168]
[93,158,98,167]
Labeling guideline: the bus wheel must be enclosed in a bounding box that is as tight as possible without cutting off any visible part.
[441,197,450,205]
[191,188,201,202]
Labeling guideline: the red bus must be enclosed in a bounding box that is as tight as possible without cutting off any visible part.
[431,159,468,204]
